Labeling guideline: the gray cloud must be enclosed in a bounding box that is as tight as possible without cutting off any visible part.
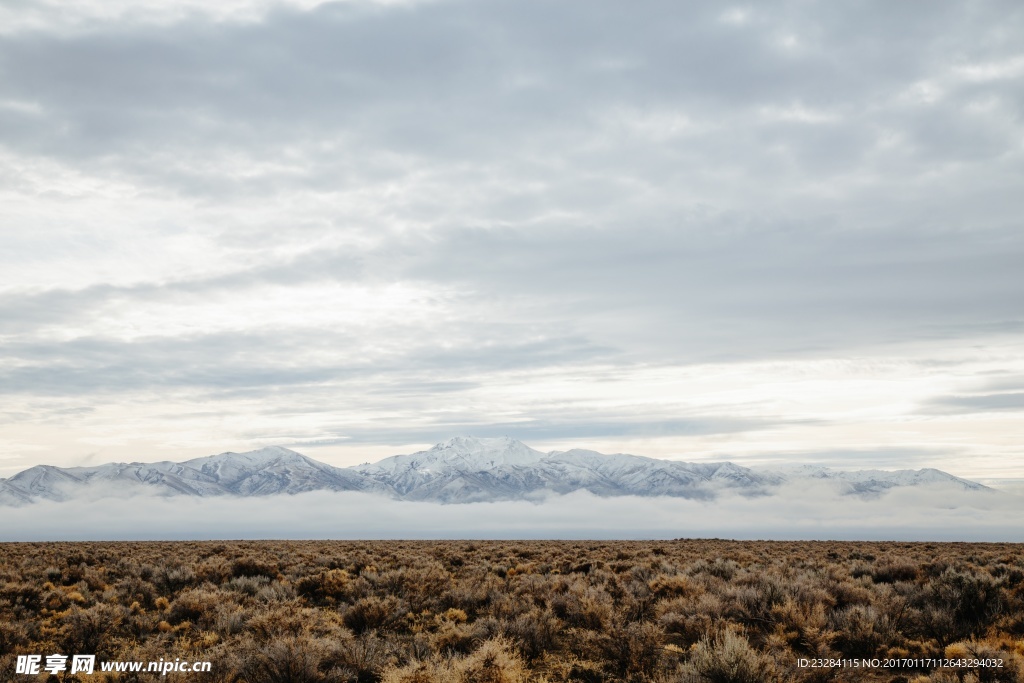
[0,251,365,336]
[3,215,1021,378]
[978,375,1024,393]
[2,0,1022,360]
[925,392,1024,415]
[281,417,780,449]
[2,0,1023,477]
[0,332,618,399]
[401,221,1024,362]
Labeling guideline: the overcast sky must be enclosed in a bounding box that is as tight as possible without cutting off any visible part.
[2,0,1023,479]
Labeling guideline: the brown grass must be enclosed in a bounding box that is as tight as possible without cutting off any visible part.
[0,540,1022,682]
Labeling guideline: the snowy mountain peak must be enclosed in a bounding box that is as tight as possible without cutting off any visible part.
[357,436,547,475]
[432,436,545,465]
[191,445,304,464]
[181,446,308,473]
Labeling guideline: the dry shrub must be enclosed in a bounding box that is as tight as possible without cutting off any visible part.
[344,595,407,634]
[154,564,197,594]
[396,564,453,612]
[195,555,233,585]
[688,559,740,581]
[501,607,561,662]
[0,582,42,614]
[0,620,28,654]
[945,641,1022,683]
[827,577,873,610]
[238,635,348,683]
[231,557,279,579]
[115,575,158,609]
[444,573,502,617]
[828,604,897,658]
[168,587,220,627]
[333,632,398,683]
[55,604,123,655]
[458,638,530,683]
[548,585,612,631]
[729,575,788,630]
[871,559,919,584]
[650,574,694,600]
[917,568,1005,646]
[383,638,527,683]
[430,620,487,656]
[297,568,360,605]
[247,605,317,640]
[658,594,719,648]
[214,604,249,636]
[682,629,776,683]
[598,620,665,680]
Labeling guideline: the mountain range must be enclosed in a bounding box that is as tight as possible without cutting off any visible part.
[0,436,988,506]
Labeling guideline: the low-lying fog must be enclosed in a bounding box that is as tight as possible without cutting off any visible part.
[4,480,1022,542]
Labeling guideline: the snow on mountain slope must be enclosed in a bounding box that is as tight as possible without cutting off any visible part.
[0,480,33,506]
[5,464,85,501]
[0,446,382,503]
[357,436,547,475]
[354,438,788,502]
[181,446,377,495]
[353,436,549,499]
[753,464,988,495]
[0,437,991,505]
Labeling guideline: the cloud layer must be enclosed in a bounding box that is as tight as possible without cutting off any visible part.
[2,483,1022,542]
[1,0,1023,478]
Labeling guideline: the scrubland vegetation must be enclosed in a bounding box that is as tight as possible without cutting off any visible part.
[1,540,1022,682]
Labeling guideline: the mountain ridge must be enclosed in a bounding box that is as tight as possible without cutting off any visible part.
[0,436,988,506]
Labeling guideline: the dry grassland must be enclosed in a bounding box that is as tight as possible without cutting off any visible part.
[1,540,1022,682]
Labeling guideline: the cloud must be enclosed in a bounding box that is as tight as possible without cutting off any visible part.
[0,330,618,397]
[1,0,1023,476]
[924,392,1024,414]
[3,1,1022,361]
[284,416,778,449]
[1,482,1021,542]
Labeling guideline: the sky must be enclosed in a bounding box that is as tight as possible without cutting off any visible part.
[2,0,1023,481]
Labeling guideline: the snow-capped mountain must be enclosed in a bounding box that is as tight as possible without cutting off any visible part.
[0,436,989,506]
[751,463,987,495]
[353,438,784,502]
[0,446,383,503]
[178,446,376,496]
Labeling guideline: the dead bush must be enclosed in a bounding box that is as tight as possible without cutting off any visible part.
[154,565,197,594]
[918,568,1004,645]
[682,629,776,683]
[231,557,279,580]
[828,604,891,658]
[944,640,1022,683]
[500,608,561,662]
[167,588,220,627]
[297,568,360,605]
[383,637,527,683]
[239,635,346,683]
[871,559,919,584]
[598,620,665,680]
[344,595,407,635]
